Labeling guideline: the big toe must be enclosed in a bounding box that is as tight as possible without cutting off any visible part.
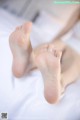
[22,22,32,34]
[21,22,32,48]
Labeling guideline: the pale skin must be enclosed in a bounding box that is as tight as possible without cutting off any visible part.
[9,23,80,104]
[9,24,62,103]
[53,5,80,40]
[9,6,80,104]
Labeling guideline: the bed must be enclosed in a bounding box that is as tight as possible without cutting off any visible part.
[0,8,80,120]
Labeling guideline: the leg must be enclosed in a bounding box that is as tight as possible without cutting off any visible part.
[61,59,80,90]
[9,22,33,77]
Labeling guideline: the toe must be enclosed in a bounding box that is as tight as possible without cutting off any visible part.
[16,26,20,30]
[57,51,62,59]
[22,22,32,34]
[54,50,62,59]
[48,44,54,52]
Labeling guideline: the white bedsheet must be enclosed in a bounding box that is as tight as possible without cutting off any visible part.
[0,8,80,120]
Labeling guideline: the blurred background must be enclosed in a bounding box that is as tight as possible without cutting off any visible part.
[0,0,79,47]
[0,0,79,21]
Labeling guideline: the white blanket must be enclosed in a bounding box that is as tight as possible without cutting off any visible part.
[0,9,80,120]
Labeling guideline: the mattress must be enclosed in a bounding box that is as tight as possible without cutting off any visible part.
[0,8,80,120]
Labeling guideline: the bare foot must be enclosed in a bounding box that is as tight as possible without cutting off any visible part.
[33,43,62,103]
[9,22,32,77]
